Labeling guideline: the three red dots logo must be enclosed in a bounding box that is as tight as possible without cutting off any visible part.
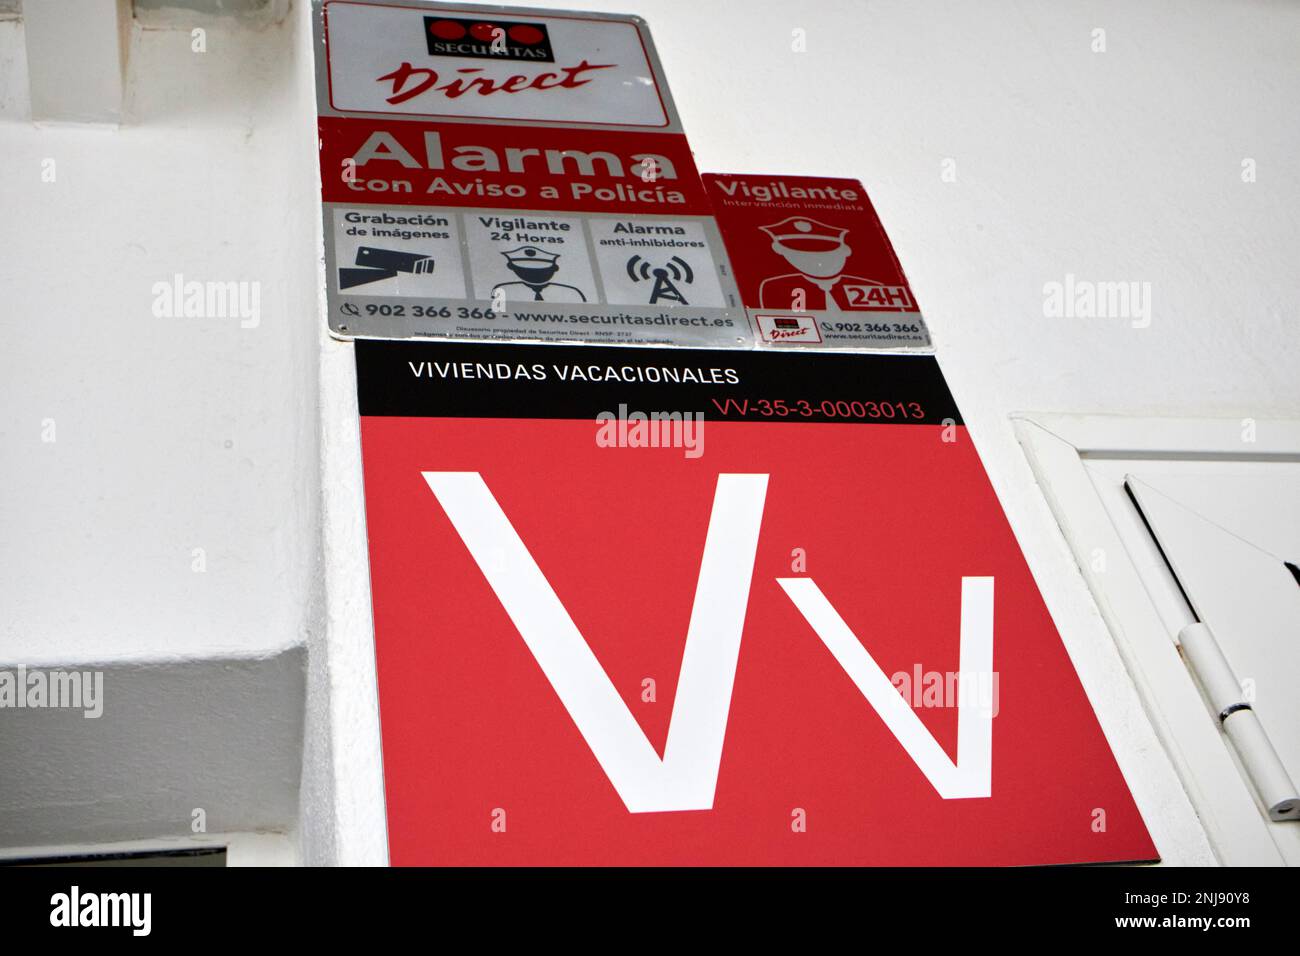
[423,16,555,62]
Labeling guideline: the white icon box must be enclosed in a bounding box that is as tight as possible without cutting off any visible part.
[465,213,598,305]
[588,219,726,308]
[333,208,466,298]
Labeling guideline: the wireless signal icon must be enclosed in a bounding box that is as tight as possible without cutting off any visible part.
[626,255,694,305]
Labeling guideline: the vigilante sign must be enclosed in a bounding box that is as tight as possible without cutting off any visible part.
[356,340,1157,865]
[706,173,932,350]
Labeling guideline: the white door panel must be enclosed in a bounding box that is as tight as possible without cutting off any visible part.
[1125,472,1300,797]
[1016,416,1300,864]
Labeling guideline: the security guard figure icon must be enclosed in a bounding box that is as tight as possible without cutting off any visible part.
[757,217,883,311]
[492,246,588,303]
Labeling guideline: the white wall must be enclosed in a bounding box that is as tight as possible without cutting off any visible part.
[0,5,322,853]
[2,0,1297,864]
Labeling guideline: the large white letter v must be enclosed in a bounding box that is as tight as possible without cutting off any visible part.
[424,471,769,813]
[777,576,995,799]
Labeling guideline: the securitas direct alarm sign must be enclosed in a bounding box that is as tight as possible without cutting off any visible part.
[312,0,748,346]
[356,340,1158,865]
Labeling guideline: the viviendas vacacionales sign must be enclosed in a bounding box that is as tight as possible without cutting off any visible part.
[354,339,1158,866]
[312,0,750,346]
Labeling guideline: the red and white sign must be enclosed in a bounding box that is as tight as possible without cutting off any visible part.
[313,1,747,345]
[322,0,671,126]
[707,173,931,349]
[356,340,1157,866]
[754,312,822,344]
[317,118,713,214]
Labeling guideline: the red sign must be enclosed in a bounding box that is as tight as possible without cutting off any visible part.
[706,173,929,348]
[356,340,1157,866]
[312,1,747,345]
[319,117,713,215]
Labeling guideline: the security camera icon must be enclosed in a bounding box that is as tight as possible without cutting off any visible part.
[340,247,434,289]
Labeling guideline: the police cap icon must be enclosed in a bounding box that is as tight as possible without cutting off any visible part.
[502,245,560,266]
[759,217,849,244]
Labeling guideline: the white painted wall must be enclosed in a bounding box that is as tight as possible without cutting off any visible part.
[0,4,321,854]
[1,0,1296,864]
